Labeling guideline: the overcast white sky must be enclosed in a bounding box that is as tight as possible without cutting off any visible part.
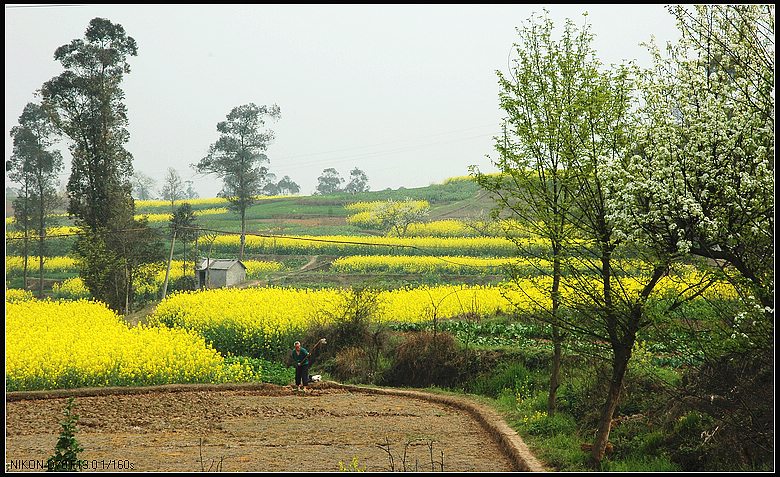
[5,4,681,198]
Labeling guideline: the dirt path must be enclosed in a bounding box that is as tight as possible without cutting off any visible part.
[5,383,544,472]
[299,254,320,271]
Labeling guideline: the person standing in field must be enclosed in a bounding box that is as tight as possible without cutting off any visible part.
[291,341,310,392]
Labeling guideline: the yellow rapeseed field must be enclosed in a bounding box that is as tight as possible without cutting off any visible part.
[213,234,519,256]
[134,207,230,223]
[51,259,283,300]
[147,283,552,358]
[5,298,258,391]
[6,226,80,240]
[331,255,543,274]
[6,256,79,273]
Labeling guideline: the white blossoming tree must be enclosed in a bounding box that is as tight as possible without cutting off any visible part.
[600,5,774,467]
[603,5,774,317]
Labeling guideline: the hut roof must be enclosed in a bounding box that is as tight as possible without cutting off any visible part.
[196,259,246,271]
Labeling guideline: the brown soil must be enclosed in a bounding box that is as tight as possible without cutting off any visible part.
[5,383,545,473]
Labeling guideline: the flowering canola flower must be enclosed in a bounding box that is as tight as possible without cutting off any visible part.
[6,298,257,391]
[213,234,520,257]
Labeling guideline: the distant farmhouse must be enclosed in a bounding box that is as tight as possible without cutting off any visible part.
[196,259,247,289]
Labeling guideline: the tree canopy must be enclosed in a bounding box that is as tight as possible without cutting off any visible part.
[315,167,345,195]
[41,17,138,232]
[194,102,281,259]
[39,17,163,313]
[344,167,370,194]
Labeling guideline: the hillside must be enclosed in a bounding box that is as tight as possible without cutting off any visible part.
[5,176,507,293]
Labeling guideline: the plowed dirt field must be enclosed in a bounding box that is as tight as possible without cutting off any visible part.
[5,383,536,472]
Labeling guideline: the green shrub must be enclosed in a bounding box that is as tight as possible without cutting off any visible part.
[380,331,464,388]
[464,361,532,398]
[46,397,84,472]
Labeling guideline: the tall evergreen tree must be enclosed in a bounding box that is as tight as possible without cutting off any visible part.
[194,103,281,260]
[7,102,63,297]
[41,17,137,232]
[40,17,163,313]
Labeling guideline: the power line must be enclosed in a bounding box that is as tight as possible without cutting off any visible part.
[130,124,498,183]
[4,227,153,240]
[277,133,494,171]
[272,124,497,162]
[5,4,84,8]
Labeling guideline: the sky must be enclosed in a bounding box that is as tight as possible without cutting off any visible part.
[5,4,682,198]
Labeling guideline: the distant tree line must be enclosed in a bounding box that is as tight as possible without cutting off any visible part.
[315,167,370,195]
[131,168,300,202]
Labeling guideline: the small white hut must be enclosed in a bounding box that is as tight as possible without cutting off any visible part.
[196,258,247,289]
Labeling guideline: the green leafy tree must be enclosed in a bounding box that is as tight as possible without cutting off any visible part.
[474,11,584,417]
[40,18,163,313]
[263,181,280,196]
[184,180,199,199]
[563,58,673,468]
[344,167,370,194]
[277,175,300,195]
[73,217,164,312]
[315,167,344,195]
[162,202,198,299]
[194,103,281,260]
[476,11,682,466]
[7,102,63,295]
[172,202,198,278]
[261,171,279,195]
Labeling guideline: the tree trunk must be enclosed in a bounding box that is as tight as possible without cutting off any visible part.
[239,208,246,260]
[125,264,132,315]
[38,254,45,298]
[162,230,176,299]
[548,251,563,416]
[548,331,562,415]
[591,344,632,467]
[22,233,29,291]
[21,186,30,291]
[182,240,187,279]
[38,185,46,299]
